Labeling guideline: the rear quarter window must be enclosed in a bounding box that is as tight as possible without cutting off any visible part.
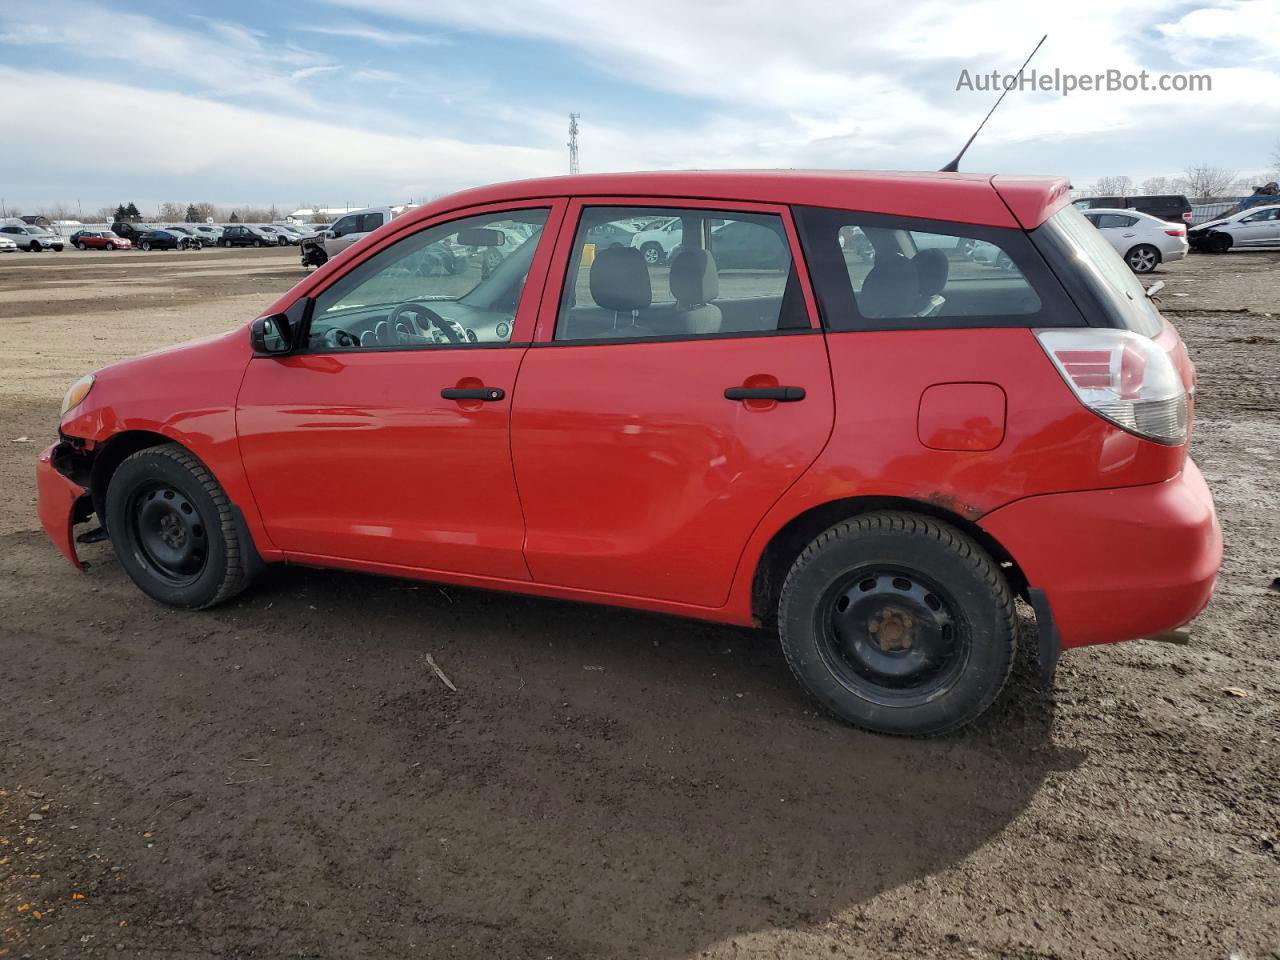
[794,206,1080,331]
[1031,206,1164,337]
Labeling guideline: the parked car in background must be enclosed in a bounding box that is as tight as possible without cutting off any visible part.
[320,207,409,259]
[585,221,638,250]
[1187,205,1280,253]
[110,222,160,246]
[257,225,297,245]
[70,230,132,251]
[220,225,279,247]
[0,236,18,253]
[37,170,1220,737]
[0,224,64,251]
[1073,195,1193,225]
[1081,208,1188,273]
[705,218,791,270]
[134,229,191,251]
[191,225,223,245]
[630,216,682,264]
[161,226,206,248]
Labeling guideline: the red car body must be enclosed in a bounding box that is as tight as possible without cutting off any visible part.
[38,170,1222,732]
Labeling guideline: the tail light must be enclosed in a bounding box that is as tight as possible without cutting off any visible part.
[1182,212,1193,222]
[1035,329,1187,444]
[1165,228,1185,237]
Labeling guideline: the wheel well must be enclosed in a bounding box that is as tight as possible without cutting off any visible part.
[749,496,1028,627]
[88,430,175,523]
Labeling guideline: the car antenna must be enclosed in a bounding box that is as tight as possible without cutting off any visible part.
[940,34,1047,173]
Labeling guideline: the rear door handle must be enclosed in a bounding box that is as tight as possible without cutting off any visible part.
[724,386,805,402]
[441,387,505,401]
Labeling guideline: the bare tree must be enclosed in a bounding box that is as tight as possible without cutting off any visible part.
[1087,175,1132,196]
[157,202,185,223]
[1176,165,1238,201]
[1139,176,1174,195]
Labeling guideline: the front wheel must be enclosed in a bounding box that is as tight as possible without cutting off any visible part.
[1207,232,1232,254]
[1125,244,1160,273]
[253,239,262,247]
[777,512,1016,736]
[640,242,663,265]
[29,241,41,252]
[105,444,256,609]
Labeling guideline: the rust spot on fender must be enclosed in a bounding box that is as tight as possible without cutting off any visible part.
[925,492,984,521]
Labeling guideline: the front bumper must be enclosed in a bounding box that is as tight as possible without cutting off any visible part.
[37,443,92,570]
[980,459,1222,649]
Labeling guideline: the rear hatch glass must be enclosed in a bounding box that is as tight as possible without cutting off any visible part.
[1032,205,1163,337]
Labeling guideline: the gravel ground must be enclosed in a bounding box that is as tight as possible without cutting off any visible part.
[0,244,1276,959]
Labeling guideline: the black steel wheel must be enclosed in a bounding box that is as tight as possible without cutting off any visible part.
[817,568,969,705]
[778,512,1016,735]
[105,444,258,608]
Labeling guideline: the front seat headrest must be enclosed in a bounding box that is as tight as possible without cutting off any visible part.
[669,249,719,305]
[858,252,918,318]
[590,246,651,312]
[914,248,949,298]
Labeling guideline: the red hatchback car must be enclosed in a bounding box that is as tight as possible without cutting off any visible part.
[37,171,1222,735]
[71,230,133,251]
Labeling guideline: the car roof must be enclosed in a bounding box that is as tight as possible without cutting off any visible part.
[394,170,1071,231]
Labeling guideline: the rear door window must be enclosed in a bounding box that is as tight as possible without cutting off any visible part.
[554,205,809,342]
[794,207,1068,329]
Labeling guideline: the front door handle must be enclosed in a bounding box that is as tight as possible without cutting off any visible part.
[725,386,805,402]
[441,386,505,401]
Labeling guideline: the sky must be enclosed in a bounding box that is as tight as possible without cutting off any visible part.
[1,0,1278,214]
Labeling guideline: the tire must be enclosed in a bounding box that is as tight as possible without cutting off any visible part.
[105,444,256,609]
[777,512,1017,736]
[140,241,152,251]
[1207,232,1232,254]
[106,243,116,251]
[1125,244,1160,274]
[29,241,41,253]
[253,239,262,247]
[640,242,663,266]
[76,242,86,250]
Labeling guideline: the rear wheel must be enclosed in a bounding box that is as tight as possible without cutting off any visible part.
[777,512,1016,736]
[76,242,86,250]
[105,444,255,609]
[140,241,152,251]
[253,239,262,247]
[29,241,41,252]
[1125,244,1161,273]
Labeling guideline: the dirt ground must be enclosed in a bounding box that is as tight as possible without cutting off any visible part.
[0,245,1277,960]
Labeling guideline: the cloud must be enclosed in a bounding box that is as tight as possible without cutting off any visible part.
[297,22,451,46]
[0,67,562,205]
[0,0,334,110]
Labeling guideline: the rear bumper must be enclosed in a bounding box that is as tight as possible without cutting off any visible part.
[981,459,1222,649]
[36,443,90,571]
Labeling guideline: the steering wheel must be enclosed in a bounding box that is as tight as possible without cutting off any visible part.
[322,327,360,349]
[389,301,462,343]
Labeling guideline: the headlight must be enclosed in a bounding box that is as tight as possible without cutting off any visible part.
[61,374,95,416]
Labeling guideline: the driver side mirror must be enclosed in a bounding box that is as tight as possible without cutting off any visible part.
[249,314,294,355]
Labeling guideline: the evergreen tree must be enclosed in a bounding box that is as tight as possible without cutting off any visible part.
[125,203,140,221]
[113,204,128,222]
[229,211,241,223]
[184,204,200,223]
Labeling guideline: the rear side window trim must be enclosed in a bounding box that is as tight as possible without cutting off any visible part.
[791,205,1085,333]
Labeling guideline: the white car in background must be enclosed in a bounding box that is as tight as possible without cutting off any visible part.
[630,217,682,265]
[1188,204,1280,253]
[321,205,416,259]
[0,236,17,253]
[1081,208,1188,273]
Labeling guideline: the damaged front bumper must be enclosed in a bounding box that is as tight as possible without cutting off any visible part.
[37,442,94,570]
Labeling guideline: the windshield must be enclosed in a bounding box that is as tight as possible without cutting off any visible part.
[1034,206,1163,337]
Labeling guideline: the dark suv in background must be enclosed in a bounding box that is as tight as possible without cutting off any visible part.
[1073,195,1193,224]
